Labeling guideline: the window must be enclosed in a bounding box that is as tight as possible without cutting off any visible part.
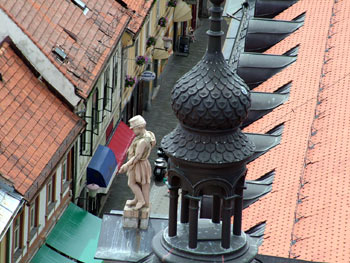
[62,149,73,192]
[156,0,160,19]
[80,106,93,156]
[13,215,22,252]
[293,12,306,22]
[266,123,284,136]
[135,38,139,59]
[122,48,128,88]
[28,197,39,240]
[47,180,53,205]
[245,124,284,163]
[146,19,150,40]
[62,158,67,185]
[283,45,300,57]
[244,170,275,208]
[274,81,292,94]
[29,203,36,231]
[103,66,111,111]
[243,91,289,128]
[113,54,119,93]
[47,174,56,214]
[92,89,99,132]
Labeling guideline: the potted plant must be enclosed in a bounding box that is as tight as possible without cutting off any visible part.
[146,36,156,48]
[125,75,136,87]
[167,0,177,7]
[135,55,148,66]
[158,17,168,27]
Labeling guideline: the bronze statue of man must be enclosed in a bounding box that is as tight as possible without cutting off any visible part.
[120,115,156,210]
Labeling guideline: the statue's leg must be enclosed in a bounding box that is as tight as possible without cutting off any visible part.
[141,183,150,207]
[127,174,145,207]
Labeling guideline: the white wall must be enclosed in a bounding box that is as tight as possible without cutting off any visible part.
[75,43,123,199]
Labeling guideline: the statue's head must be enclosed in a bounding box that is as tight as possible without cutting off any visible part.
[129,115,146,135]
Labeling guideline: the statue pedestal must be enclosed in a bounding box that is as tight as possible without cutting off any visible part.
[123,205,150,230]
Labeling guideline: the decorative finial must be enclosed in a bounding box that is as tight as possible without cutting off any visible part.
[207,0,225,54]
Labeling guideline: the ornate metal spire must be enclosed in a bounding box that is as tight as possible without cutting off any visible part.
[164,0,254,164]
[207,0,225,54]
[153,0,260,262]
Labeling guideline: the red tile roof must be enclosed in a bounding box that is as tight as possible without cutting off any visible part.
[124,0,154,35]
[0,42,84,201]
[243,1,350,262]
[0,0,130,98]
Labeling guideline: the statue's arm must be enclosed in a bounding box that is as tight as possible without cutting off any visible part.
[120,140,147,173]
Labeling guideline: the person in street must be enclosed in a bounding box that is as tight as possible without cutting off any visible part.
[119,115,156,210]
[189,27,196,42]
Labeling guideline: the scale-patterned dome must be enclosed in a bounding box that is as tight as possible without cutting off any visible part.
[161,0,255,164]
[162,51,255,164]
[171,52,251,131]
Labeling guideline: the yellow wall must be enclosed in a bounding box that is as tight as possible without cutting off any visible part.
[0,232,7,263]
[121,0,188,107]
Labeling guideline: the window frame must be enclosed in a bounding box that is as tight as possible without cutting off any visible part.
[113,54,118,93]
[61,149,73,193]
[135,38,139,59]
[46,174,56,216]
[146,19,150,40]
[62,158,67,185]
[156,0,160,19]
[80,104,93,156]
[13,211,24,263]
[28,197,39,241]
[103,66,111,111]
[92,88,99,134]
[122,48,128,88]
[13,215,22,252]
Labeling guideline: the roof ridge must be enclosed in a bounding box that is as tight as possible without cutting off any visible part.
[287,0,342,258]
[0,3,79,88]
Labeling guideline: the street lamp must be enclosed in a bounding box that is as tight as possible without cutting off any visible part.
[162,37,172,51]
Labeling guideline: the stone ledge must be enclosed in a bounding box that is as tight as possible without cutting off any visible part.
[123,204,151,229]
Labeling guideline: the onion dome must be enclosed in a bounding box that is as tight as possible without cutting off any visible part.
[172,53,251,130]
[161,0,255,164]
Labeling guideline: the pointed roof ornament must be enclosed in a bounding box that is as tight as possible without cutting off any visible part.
[163,0,254,164]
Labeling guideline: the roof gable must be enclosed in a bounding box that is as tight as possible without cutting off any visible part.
[0,0,130,99]
[0,42,84,200]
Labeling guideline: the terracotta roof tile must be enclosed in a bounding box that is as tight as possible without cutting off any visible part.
[242,0,350,262]
[124,0,154,34]
[0,0,131,98]
[0,42,84,200]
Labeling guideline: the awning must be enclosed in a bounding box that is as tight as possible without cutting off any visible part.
[31,245,76,263]
[108,121,135,171]
[174,0,192,22]
[0,182,23,241]
[45,203,102,263]
[87,145,117,188]
[153,38,172,60]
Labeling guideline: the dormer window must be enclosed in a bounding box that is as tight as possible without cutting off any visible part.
[72,0,89,15]
[52,47,67,63]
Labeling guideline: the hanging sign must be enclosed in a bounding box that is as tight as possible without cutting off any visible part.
[140,71,156,81]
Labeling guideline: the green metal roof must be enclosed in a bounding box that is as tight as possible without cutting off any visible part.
[30,245,76,263]
[45,203,102,263]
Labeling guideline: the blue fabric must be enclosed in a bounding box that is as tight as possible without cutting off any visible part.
[87,145,117,187]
